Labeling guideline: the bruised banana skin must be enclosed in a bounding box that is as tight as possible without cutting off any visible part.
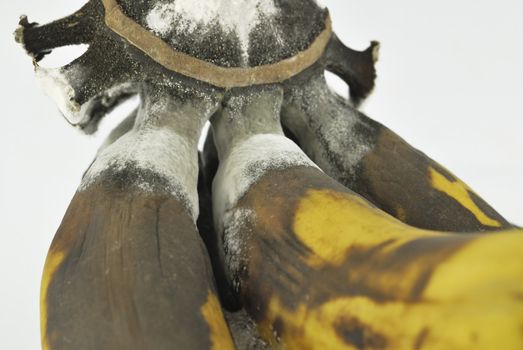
[213,87,523,350]
[281,70,514,232]
[41,85,234,350]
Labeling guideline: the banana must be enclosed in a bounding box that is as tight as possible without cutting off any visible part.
[41,84,234,350]
[212,86,523,350]
[281,68,515,232]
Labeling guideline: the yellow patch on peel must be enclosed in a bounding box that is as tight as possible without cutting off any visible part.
[292,189,435,267]
[261,297,346,350]
[261,293,523,350]
[270,189,523,349]
[396,206,408,222]
[424,228,523,301]
[40,249,66,350]
[200,290,235,350]
[428,166,501,227]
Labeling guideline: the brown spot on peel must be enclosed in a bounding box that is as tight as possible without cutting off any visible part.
[413,327,429,350]
[334,316,387,349]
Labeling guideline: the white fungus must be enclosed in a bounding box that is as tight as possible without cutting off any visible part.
[146,0,279,62]
[222,208,255,281]
[283,74,373,182]
[35,66,86,125]
[213,133,319,229]
[81,123,200,221]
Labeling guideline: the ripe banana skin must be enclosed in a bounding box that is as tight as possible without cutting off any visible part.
[281,68,514,232]
[41,85,234,350]
[212,86,523,350]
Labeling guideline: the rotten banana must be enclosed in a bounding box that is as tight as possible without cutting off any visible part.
[41,84,234,350]
[212,86,523,350]
[281,69,514,232]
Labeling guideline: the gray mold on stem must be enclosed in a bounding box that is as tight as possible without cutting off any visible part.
[211,86,284,161]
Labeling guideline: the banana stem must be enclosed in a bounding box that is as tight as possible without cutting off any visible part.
[324,35,379,106]
[82,83,220,219]
[211,87,285,160]
[16,2,100,61]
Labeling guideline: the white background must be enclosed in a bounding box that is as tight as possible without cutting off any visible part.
[1,1,522,348]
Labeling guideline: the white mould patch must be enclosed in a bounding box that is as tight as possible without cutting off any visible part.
[213,133,319,228]
[146,0,279,61]
[35,66,86,125]
[224,309,268,350]
[222,208,255,284]
[81,126,200,220]
[313,0,327,8]
[283,74,373,182]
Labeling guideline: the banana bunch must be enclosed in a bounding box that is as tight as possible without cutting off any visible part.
[15,0,522,349]
[211,87,523,350]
